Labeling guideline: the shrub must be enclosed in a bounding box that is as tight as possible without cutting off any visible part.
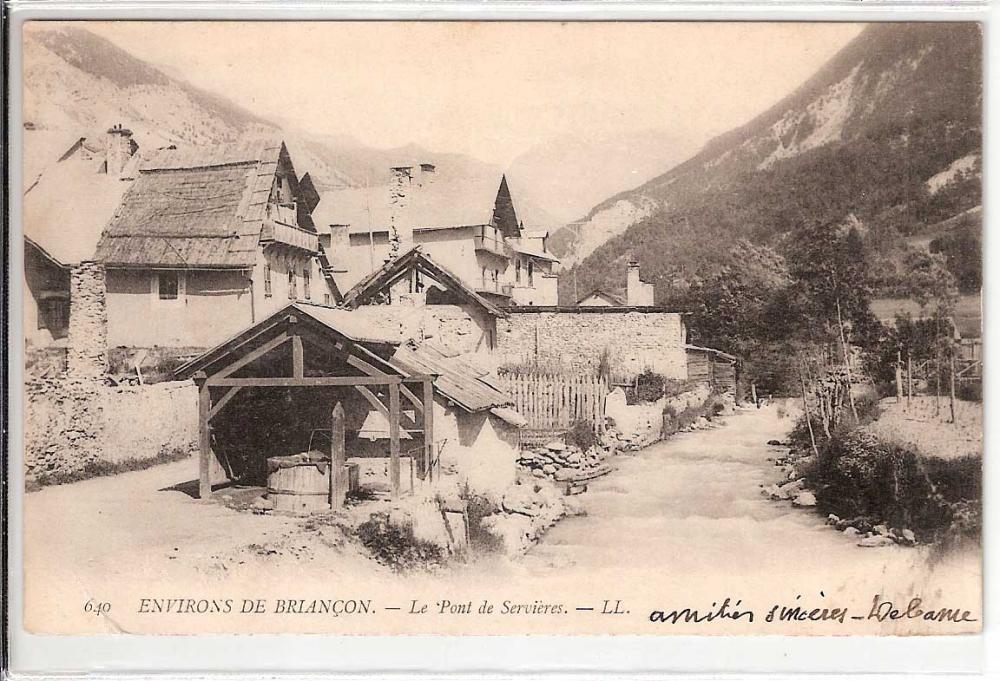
[811,430,979,543]
[627,369,666,404]
[356,512,444,572]
[460,485,505,554]
[956,382,982,402]
[566,419,597,450]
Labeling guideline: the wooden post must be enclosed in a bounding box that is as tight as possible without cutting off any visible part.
[389,382,401,499]
[949,355,957,424]
[895,350,903,403]
[423,378,434,483]
[935,350,941,418]
[330,401,346,508]
[194,371,212,499]
[292,334,304,378]
[907,353,913,410]
[751,383,758,408]
[798,368,819,457]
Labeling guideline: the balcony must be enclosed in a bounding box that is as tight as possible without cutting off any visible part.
[260,219,320,254]
[475,279,513,298]
[473,227,509,258]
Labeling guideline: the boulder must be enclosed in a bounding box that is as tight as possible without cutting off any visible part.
[792,491,817,507]
[842,527,861,537]
[778,479,804,497]
[899,529,917,546]
[857,535,895,548]
[826,514,841,526]
[545,440,566,452]
[502,484,542,517]
[874,524,890,537]
[767,439,785,446]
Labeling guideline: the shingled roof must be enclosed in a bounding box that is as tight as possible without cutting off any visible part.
[94,140,302,268]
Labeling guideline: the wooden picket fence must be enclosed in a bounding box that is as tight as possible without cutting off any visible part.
[498,370,609,433]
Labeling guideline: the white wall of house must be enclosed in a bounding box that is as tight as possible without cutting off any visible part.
[509,255,558,306]
[252,248,334,319]
[105,269,255,348]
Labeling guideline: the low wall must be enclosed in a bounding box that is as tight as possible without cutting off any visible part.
[497,308,688,379]
[24,378,198,482]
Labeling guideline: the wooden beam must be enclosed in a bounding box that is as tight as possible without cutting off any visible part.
[291,334,304,378]
[389,382,401,499]
[423,378,434,483]
[197,377,212,499]
[330,401,347,508]
[355,385,389,418]
[399,384,425,414]
[294,324,390,378]
[213,332,290,380]
[208,386,241,421]
[206,375,401,387]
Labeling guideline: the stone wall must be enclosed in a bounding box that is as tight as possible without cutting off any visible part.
[66,262,108,379]
[24,378,198,482]
[497,309,687,379]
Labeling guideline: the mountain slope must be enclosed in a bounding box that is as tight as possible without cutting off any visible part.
[554,22,982,292]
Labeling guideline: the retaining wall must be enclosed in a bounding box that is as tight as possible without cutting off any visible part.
[24,378,198,482]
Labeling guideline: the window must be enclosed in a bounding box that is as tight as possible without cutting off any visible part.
[516,259,522,284]
[527,260,534,287]
[323,293,331,306]
[158,271,179,300]
[264,264,272,297]
[303,267,311,300]
[288,269,297,300]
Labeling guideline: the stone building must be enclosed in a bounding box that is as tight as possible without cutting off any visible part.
[340,246,507,357]
[315,164,560,307]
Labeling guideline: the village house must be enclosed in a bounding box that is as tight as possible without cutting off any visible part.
[315,164,560,307]
[340,246,506,357]
[23,124,145,349]
[86,139,340,358]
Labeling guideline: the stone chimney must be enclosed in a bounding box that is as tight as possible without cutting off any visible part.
[389,165,414,256]
[626,261,655,306]
[105,123,134,177]
[67,261,108,380]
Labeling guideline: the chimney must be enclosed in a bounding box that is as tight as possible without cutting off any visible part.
[626,261,654,306]
[105,123,134,178]
[67,261,108,380]
[389,165,413,256]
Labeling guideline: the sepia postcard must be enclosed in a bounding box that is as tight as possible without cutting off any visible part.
[14,19,983,637]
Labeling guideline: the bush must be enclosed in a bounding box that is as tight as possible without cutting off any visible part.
[460,486,505,554]
[356,512,444,572]
[566,419,597,450]
[627,369,666,404]
[811,430,980,543]
[956,382,982,402]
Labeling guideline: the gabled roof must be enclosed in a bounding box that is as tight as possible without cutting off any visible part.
[390,341,512,413]
[94,140,302,268]
[315,168,519,236]
[341,246,507,318]
[174,302,513,415]
[577,287,625,306]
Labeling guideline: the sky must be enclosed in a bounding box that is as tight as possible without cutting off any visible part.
[80,21,864,166]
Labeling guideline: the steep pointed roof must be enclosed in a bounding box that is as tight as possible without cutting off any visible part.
[94,140,300,268]
[341,246,506,318]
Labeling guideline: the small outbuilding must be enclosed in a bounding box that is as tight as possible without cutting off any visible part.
[174,302,521,505]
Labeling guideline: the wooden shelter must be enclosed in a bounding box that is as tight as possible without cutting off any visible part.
[174,303,437,503]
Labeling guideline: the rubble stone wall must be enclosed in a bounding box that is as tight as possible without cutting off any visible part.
[66,262,108,379]
[497,310,687,379]
[24,378,198,482]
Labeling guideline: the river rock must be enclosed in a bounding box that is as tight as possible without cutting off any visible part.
[767,439,785,446]
[826,514,840,526]
[899,529,917,545]
[545,440,566,452]
[792,491,817,507]
[874,524,890,537]
[778,479,804,497]
[857,535,895,548]
[843,527,861,537]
